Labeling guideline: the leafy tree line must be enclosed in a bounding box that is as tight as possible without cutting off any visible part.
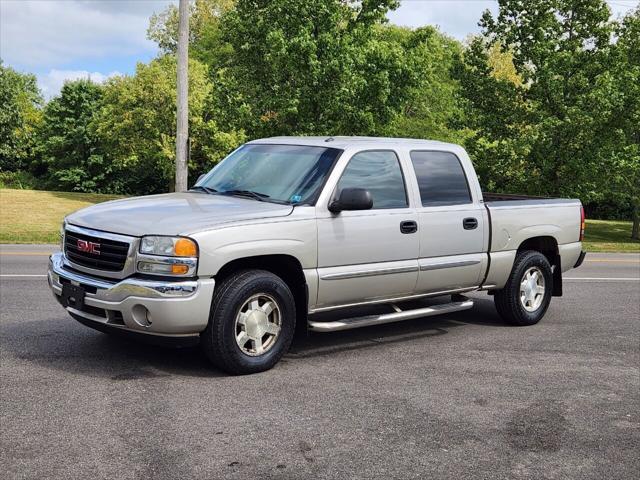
[456,0,639,238]
[0,0,638,237]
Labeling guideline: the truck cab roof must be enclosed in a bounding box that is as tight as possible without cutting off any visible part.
[247,136,461,151]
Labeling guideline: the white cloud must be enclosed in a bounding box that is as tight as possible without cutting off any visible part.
[388,0,497,39]
[0,0,173,69]
[76,0,176,15]
[38,69,122,99]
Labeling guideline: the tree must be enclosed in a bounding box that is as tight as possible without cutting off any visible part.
[456,0,621,202]
[485,42,522,87]
[485,0,614,196]
[0,61,43,172]
[454,36,531,193]
[148,0,234,63]
[210,0,416,138]
[600,8,640,238]
[382,25,469,144]
[38,79,107,192]
[94,56,244,194]
[618,8,640,239]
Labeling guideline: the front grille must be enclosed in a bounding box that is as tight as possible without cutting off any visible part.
[64,229,129,272]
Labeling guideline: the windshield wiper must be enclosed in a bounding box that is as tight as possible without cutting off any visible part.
[220,189,292,205]
[220,189,270,202]
[189,185,218,194]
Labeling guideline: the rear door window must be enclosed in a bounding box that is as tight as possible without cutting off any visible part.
[410,151,472,206]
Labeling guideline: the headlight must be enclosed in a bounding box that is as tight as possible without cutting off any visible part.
[137,236,198,276]
[139,236,198,257]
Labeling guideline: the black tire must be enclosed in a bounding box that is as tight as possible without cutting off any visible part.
[201,269,296,375]
[494,250,553,326]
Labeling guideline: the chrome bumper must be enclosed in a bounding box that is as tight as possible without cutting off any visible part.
[48,252,215,337]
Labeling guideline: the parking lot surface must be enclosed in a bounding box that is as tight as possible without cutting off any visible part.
[1,246,639,479]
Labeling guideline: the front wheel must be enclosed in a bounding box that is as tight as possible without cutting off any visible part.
[494,250,553,326]
[201,270,295,375]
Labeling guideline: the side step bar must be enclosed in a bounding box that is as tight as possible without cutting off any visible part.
[308,299,474,332]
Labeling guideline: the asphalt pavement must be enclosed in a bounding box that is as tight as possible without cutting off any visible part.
[1,245,639,479]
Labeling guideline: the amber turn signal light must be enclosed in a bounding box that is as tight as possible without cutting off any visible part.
[171,264,189,275]
[174,238,197,257]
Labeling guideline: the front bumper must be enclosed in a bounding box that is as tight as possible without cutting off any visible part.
[48,252,215,339]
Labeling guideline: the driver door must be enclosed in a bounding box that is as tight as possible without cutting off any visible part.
[315,150,419,310]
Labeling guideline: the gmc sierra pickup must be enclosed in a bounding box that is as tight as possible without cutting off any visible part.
[48,137,586,374]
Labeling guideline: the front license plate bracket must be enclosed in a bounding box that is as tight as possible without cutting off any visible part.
[61,283,86,309]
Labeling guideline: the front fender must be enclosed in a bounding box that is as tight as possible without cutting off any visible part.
[191,218,317,276]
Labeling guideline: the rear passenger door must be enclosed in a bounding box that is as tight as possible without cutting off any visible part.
[315,150,419,309]
[410,150,486,293]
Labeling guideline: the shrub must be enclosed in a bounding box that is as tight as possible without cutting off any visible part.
[0,170,38,189]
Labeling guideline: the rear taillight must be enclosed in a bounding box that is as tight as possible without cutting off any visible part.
[579,206,585,241]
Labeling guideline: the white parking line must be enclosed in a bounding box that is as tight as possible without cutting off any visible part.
[564,277,640,281]
[0,274,47,277]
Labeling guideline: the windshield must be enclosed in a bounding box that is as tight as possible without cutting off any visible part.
[195,144,342,204]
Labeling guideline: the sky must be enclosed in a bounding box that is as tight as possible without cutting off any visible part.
[1,0,638,98]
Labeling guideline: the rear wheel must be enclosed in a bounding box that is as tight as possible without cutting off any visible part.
[494,250,553,326]
[201,270,295,375]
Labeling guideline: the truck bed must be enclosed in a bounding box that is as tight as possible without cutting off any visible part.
[483,192,580,209]
[480,193,583,289]
[482,192,582,256]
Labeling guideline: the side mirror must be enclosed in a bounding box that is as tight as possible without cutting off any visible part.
[328,188,373,213]
[196,174,206,184]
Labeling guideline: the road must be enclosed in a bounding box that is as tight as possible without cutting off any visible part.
[1,245,639,479]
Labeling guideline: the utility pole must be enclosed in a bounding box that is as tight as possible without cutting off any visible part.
[175,0,189,192]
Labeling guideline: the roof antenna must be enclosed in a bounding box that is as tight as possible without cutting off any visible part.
[325,136,334,142]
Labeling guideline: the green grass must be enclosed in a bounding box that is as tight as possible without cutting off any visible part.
[0,189,122,243]
[583,219,639,253]
[1,189,638,252]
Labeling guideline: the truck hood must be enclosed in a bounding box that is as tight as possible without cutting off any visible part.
[66,192,294,237]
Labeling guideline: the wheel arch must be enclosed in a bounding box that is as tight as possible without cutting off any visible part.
[214,254,308,335]
[517,236,562,296]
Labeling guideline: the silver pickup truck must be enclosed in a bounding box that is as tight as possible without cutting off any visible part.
[48,137,586,374]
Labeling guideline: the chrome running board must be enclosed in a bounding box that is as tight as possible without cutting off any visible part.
[307,299,474,332]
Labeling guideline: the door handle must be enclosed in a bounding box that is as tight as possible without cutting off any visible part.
[400,220,418,234]
[463,217,478,230]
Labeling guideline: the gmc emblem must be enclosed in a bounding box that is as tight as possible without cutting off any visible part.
[77,239,100,255]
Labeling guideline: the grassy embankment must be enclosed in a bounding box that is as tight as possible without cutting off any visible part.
[0,189,121,243]
[0,189,638,252]
[581,219,639,253]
